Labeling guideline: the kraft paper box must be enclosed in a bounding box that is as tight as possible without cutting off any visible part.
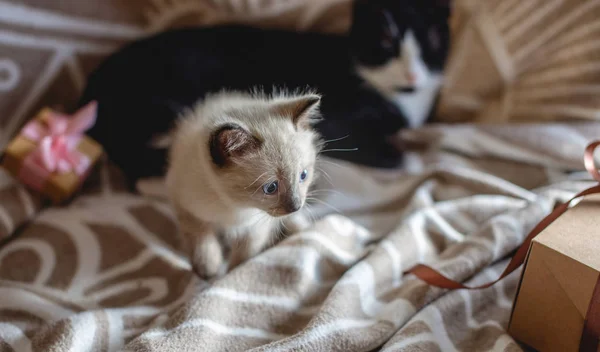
[2,106,102,204]
[509,193,600,351]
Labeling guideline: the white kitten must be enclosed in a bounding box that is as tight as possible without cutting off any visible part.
[166,90,322,279]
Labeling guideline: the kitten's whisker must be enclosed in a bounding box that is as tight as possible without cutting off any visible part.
[308,188,340,194]
[245,171,269,189]
[252,185,264,197]
[269,225,283,248]
[323,135,349,144]
[307,197,342,214]
[304,206,317,224]
[251,212,271,229]
[320,148,358,153]
[257,214,270,227]
[318,159,352,171]
[279,220,290,236]
[248,211,267,222]
[308,189,343,197]
[316,167,334,186]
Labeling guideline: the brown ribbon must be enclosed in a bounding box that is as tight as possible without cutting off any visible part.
[405,141,600,351]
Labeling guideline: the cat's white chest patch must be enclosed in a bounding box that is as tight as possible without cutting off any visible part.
[356,30,443,128]
[356,30,430,93]
[392,73,443,128]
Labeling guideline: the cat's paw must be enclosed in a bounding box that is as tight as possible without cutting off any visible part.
[282,212,312,235]
[191,251,224,280]
[187,232,225,280]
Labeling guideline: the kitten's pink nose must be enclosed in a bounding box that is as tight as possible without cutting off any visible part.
[406,72,416,83]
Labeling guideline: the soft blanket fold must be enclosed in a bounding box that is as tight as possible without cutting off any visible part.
[0,123,598,351]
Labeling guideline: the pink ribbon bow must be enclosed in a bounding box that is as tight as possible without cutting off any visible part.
[18,101,98,190]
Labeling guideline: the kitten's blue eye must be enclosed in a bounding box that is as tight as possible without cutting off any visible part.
[300,170,308,182]
[263,181,278,195]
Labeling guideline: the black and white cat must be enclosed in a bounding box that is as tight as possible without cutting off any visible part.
[79,0,450,185]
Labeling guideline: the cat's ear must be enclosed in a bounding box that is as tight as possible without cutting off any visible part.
[271,94,321,130]
[209,124,261,166]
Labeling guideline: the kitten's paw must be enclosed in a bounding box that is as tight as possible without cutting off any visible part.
[191,253,224,280]
[282,212,312,235]
[188,232,225,280]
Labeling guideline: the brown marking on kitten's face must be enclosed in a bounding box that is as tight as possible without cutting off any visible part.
[209,124,262,167]
[209,94,321,217]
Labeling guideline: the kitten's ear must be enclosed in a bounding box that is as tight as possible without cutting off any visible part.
[272,95,321,130]
[209,124,261,166]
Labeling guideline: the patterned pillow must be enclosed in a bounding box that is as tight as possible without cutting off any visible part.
[0,0,351,151]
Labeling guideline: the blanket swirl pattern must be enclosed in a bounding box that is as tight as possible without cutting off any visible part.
[1,123,599,351]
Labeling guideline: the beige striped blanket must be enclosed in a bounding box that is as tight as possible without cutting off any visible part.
[1,122,599,351]
[2,0,600,350]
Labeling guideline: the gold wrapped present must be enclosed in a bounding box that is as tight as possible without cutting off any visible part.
[2,102,103,204]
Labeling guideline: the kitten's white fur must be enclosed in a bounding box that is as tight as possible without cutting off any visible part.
[143,30,441,210]
[166,90,321,278]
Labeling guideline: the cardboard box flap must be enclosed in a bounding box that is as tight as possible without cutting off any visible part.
[509,193,600,351]
[535,193,600,273]
[509,242,590,351]
[539,241,599,318]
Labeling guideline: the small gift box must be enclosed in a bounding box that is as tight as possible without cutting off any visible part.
[1,102,103,204]
[509,193,600,352]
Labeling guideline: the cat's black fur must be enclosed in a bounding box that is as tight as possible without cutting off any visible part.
[79,0,450,185]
